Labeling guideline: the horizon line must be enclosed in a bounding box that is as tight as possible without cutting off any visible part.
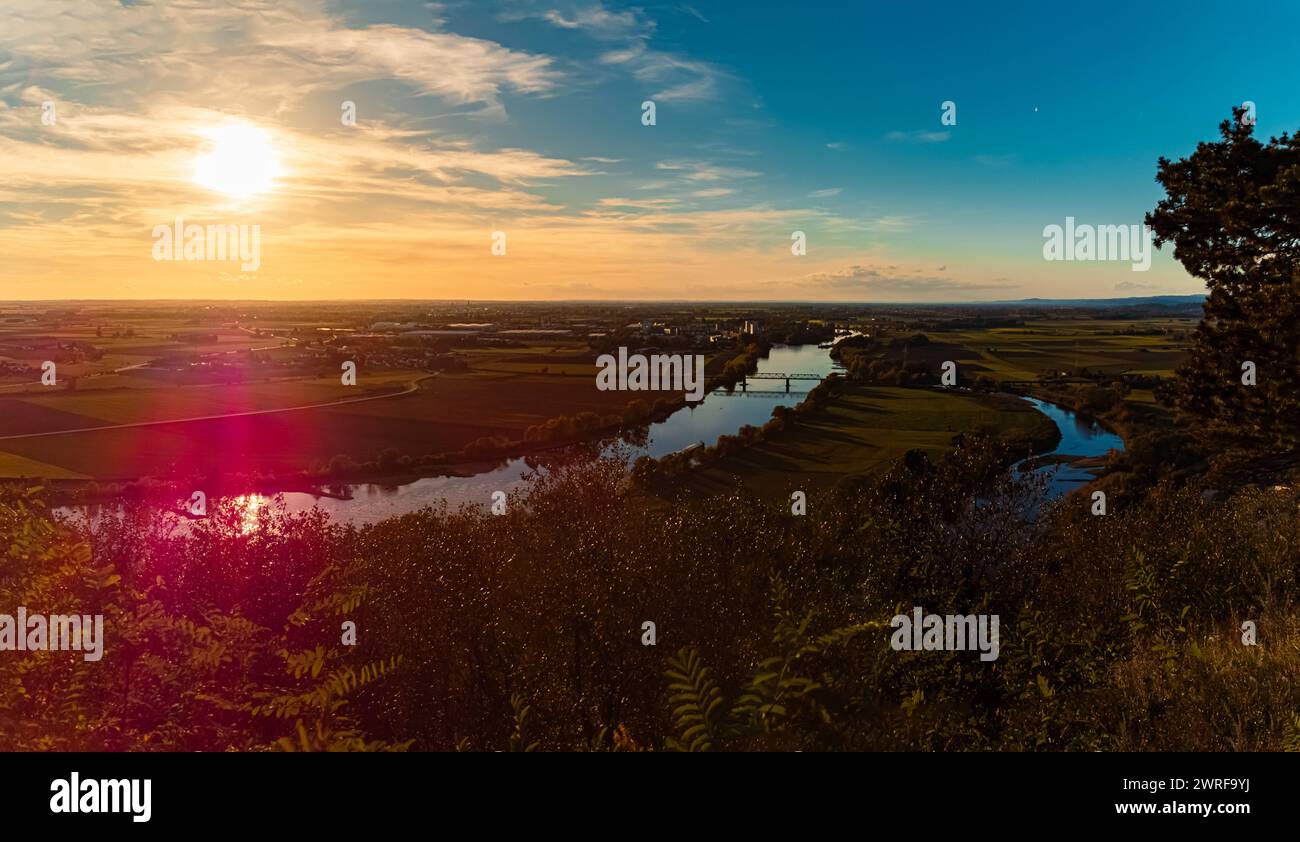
[0,293,1207,306]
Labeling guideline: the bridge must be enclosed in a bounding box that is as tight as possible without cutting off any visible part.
[738,372,824,391]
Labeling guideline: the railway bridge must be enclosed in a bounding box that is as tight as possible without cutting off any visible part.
[738,372,824,391]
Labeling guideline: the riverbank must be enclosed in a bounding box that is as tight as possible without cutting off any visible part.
[674,383,1059,498]
[1011,395,1127,499]
[19,342,777,508]
[16,422,640,507]
[44,340,1120,520]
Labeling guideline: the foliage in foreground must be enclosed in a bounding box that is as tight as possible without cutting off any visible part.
[1,436,1298,751]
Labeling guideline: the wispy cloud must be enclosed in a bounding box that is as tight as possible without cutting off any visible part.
[504,1,723,102]
[596,197,681,209]
[260,25,560,109]
[543,6,644,36]
[973,153,1019,167]
[794,264,1018,298]
[884,130,951,144]
[599,40,725,102]
[0,0,614,298]
[868,215,917,231]
[500,2,650,39]
[678,4,710,23]
[0,1,562,116]
[0,0,967,301]
[656,160,761,182]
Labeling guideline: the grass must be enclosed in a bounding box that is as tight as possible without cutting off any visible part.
[0,311,1189,483]
[0,369,645,479]
[0,452,88,479]
[941,320,1193,380]
[684,385,1057,497]
[0,321,693,479]
[4,374,414,428]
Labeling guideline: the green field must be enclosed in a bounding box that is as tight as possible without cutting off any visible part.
[0,369,648,479]
[684,385,1058,497]
[937,320,1193,381]
[0,305,1191,483]
[0,304,707,479]
[0,374,414,432]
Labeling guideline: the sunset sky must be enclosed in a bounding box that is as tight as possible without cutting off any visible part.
[2,0,1298,301]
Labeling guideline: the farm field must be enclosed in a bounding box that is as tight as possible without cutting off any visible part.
[0,303,1195,484]
[0,374,415,434]
[0,369,653,479]
[460,345,734,378]
[462,345,603,377]
[936,319,1194,381]
[0,303,721,479]
[683,384,1058,498]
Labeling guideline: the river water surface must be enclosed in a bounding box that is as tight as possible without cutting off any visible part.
[61,344,1124,526]
[1015,397,1125,498]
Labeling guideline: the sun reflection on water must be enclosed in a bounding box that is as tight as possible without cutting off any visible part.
[229,493,269,535]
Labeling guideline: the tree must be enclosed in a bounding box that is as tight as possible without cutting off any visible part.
[622,398,652,426]
[1146,107,1300,449]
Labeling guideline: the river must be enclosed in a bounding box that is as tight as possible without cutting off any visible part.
[59,343,1124,526]
[1015,397,1125,498]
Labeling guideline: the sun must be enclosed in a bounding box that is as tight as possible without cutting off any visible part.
[193,124,281,199]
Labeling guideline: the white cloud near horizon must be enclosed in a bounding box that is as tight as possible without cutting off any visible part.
[792,263,1019,298]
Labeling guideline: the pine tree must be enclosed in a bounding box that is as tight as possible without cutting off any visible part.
[1146,107,1300,450]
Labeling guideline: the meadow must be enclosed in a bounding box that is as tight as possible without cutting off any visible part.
[934,319,1192,381]
[0,370,648,479]
[685,385,1057,497]
[0,305,1194,486]
[0,306,708,480]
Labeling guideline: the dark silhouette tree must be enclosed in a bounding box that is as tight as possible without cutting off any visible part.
[1147,107,1300,449]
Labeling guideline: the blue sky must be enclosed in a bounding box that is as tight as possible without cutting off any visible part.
[1,0,1296,299]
